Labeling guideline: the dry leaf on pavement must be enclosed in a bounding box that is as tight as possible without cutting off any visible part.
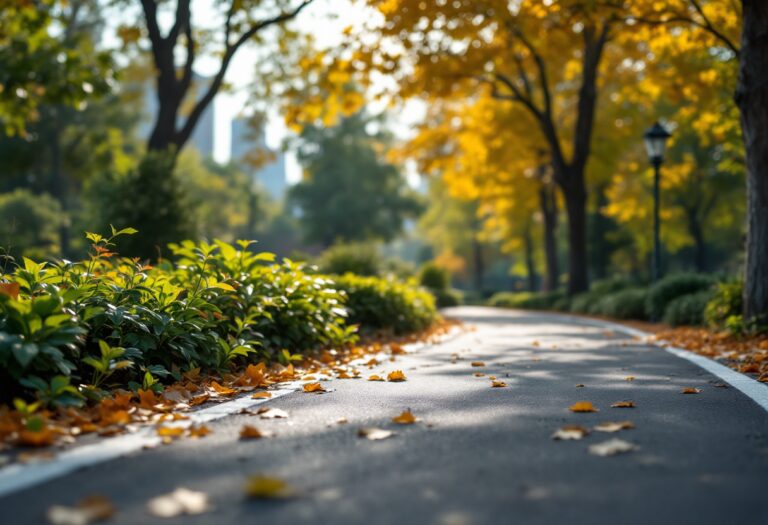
[491,380,508,388]
[251,391,272,399]
[611,401,636,408]
[358,427,394,440]
[239,425,272,440]
[187,425,212,438]
[624,376,635,381]
[303,382,325,393]
[471,361,486,367]
[387,370,407,382]
[594,421,635,433]
[147,487,211,517]
[257,407,289,419]
[392,410,416,425]
[551,425,589,440]
[367,375,384,381]
[569,401,598,413]
[244,476,296,499]
[588,438,637,457]
[681,387,701,394]
[47,495,115,525]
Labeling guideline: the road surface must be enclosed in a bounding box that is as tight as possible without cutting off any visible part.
[3,307,768,525]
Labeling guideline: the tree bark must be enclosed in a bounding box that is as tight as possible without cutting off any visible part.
[562,178,588,295]
[539,182,559,291]
[737,0,768,322]
[472,233,485,294]
[685,209,708,273]
[523,222,537,292]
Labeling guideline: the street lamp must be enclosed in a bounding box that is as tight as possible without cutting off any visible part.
[644,122,672,284]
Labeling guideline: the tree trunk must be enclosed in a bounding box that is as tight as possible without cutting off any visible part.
[540,183,559,291]
[472,234,484,294]
[560,173,589,295]
[685,210,708,273]
[523,222,537,292]
[737,0,768,322]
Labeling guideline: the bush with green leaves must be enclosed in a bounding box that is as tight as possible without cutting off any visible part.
[0,189,65,260]
[488,291,565,310]
[418,262,462,308]
[0,231,438,406]
[591,288,648,320]
[704,280,743,329]
[317,242,382,277]
[332,274,437,334]
[645,273,715,320]
[663,290,713,327]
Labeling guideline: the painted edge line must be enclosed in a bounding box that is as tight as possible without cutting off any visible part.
[544,311,768,415]
[0,328,464,498]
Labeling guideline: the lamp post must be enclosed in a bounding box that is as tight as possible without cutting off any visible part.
[643,122,672,284]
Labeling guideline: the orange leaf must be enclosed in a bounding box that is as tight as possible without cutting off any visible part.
[187,425,212,438]
[303,382,325,393]
[156,426,185,438]
[681,387,701,394]
[239,425,270,439]
[138,389,159,409]
[189,394,210,406]
[569,401,598,413]
[473,372,485,377]
[392,410,416,424]
[491,380,508,388]
[209,381,237,396]
[367,375,384,381]
[387,370,406,382]
[18,427,55,447]
[252,391,272,399]
[0,282,20,299]
[471,361,485,367]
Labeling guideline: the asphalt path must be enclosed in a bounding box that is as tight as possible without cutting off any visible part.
[3,307,768,525]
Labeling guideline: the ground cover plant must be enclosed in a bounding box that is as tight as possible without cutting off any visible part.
[0,229,440,438]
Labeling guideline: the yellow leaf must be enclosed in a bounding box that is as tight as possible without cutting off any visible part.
[624,376,635,381]
[303,382,325,393]
[387,370,406,382]
[244,475,296,499]
[471,361,485,367]
[491,380,507,388]
[569,401,598,413]
[156,426,185,438]
[252,391,272,399]
[392,410,416,424]
[368,375,384,381]
[187,425,212,438]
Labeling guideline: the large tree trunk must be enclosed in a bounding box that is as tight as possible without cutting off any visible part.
[540,183,559,292]
[472,234,485,294]
[737,0,768,322]
[560,173,589,295]
[685,210,708,273]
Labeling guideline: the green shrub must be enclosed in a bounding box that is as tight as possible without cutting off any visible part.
[419,263,450,290]
[592,288,648,320]
[332,274,437,334]
[645,273,715,320]
[590,277,638,296]
[0,189,65,260]
[488,291,565,310]
[432,288,463,308]
[663,290,713,327]
[317,242,381,276]
[704,280,743,329]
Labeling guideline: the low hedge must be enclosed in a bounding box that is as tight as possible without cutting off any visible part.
[704,280,743,329]
[0,231,437,406]
[646,273,715,320]
[663,290,713,327]
[488,291,565,310]
[591,288,648,320]
[332,274,437,334]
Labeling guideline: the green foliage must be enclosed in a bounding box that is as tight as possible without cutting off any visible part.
[0,189,65,259]
[419,263,450,291]
[704,280,743,329]
[318,242,382,277]
[290,112,422,246]
[646,273,715,320]
[94,152,194,259]
[663,291,713,327]
[488,291,565,310]
[333,274,437,334]
[591,288,648,320]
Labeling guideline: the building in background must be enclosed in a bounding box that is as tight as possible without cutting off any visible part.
[231,116,287,201]
[138,73,216,159]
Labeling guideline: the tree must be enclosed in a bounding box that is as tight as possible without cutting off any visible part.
[130,0,315,156]
[290,112,421,247]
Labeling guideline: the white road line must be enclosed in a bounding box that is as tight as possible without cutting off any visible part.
[0,384,301,498]
[545,312,768,414]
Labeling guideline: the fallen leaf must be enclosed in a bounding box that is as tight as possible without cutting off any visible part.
[392,410,416,425]
[257,407,288,419]
[357,427,394,440]
[244,475,296,499]
[569,401,598,413]
[491,380,508,388]
[624,376,635,381]
[473,372,485,377]
[209,381,237,396]
[575,384,585,388]
[303,382,325,393]
[47,495,116,525]
[335,417,348,425]
[187,425,212,439]
[188,393,210,406]
[147,487,211,517]
[681,387,701,394]
[156,426,185,438]
[367,375,384,381]
[551,425,589,440]
[471,361,486,367]
[588,438,637,457]
[610,401,636,408]
[18,427,56,447]
[251,391,272,399]
[387,370,406,382]
[594,421,635,433]
[239,425,268,440]
[531,341,540,347]
[390,343,407,355]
